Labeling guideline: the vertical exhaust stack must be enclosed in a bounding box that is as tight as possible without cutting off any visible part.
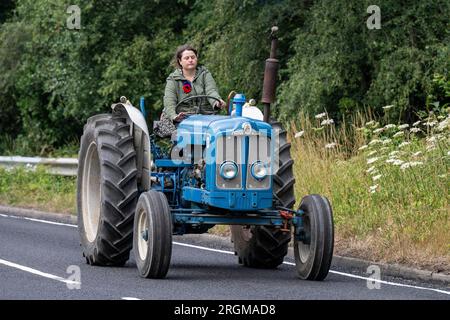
[261,26,279,123]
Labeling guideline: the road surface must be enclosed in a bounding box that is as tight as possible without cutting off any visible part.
[0,212,448,300]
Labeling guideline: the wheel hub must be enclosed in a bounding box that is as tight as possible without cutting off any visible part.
[297,216,311,264]
[137,208,149,260]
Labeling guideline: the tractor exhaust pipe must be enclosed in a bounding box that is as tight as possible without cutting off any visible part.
[261,26,279,123]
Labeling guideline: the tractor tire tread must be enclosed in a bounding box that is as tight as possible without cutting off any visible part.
[77,115,138,267]
[230,120,295,269]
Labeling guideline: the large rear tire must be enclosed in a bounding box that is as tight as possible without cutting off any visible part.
[133,190,172,279]
[231,121,295,268]
[294,194,334,281]
[77,113,138,266]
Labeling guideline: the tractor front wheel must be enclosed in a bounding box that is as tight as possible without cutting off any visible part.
[133,190,173,279]
[294,194,334,281]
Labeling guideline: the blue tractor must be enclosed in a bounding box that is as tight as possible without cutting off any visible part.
[76,27,334,280]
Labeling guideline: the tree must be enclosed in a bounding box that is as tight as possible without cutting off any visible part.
[0,0,448,154]
[279,0,450,124]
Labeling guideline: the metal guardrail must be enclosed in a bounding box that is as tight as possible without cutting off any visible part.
[0,156,78,176]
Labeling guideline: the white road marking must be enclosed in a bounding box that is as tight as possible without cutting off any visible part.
[1,213,449,296]
[0,258,80,286]
[0,213,77,228]
[121,297,141,300]
[173,242,449,296]
[282,261,450,296]
[173,241,234,255]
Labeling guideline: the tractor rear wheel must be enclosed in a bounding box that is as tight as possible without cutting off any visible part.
[133,190,172,279]
[294,194,334,280]
[77,113,138,266]
[231,121,295,268]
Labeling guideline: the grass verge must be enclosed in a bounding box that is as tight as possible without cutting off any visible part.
[288,109,449,273]
[0,166,76,214]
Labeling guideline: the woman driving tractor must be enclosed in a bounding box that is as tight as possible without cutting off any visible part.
[162,44,226,123]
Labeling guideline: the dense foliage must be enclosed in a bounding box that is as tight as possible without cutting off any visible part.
[0,0,448,154]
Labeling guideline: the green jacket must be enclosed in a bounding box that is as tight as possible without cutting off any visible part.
[163,65,222,120]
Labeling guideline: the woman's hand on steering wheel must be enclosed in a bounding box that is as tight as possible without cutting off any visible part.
[173,112,187,122]
[214,99,226,109]
[175,95,224,114]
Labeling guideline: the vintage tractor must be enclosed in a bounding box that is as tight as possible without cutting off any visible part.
[76,27,334,280]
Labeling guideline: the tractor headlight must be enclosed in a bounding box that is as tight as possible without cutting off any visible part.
[251,161,268,180]
[220,161,238,180]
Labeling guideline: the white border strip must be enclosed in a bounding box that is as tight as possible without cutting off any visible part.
[173,242,235,255]
[281,261,450,295]
[174,241,449,296]
[0,213,77,228]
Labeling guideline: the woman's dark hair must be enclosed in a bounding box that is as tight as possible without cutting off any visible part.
[172,44,198,68]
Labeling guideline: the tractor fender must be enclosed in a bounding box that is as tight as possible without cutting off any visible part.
[111,102,151,191]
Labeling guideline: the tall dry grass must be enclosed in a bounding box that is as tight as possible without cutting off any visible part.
[289,108,449,272]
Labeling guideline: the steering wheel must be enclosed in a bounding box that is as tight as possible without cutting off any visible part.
[175,95,223,115]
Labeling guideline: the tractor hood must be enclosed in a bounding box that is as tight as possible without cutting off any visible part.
[176,115,272,144]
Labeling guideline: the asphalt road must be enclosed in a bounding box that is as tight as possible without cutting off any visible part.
[0,213,449,300]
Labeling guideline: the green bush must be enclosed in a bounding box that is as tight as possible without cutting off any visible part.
[279,0,450,124]
[0,0,448,154]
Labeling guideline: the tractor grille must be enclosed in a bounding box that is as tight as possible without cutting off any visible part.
[246,134,271,190]
[215,134,271,190]
[215,135,243,189]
